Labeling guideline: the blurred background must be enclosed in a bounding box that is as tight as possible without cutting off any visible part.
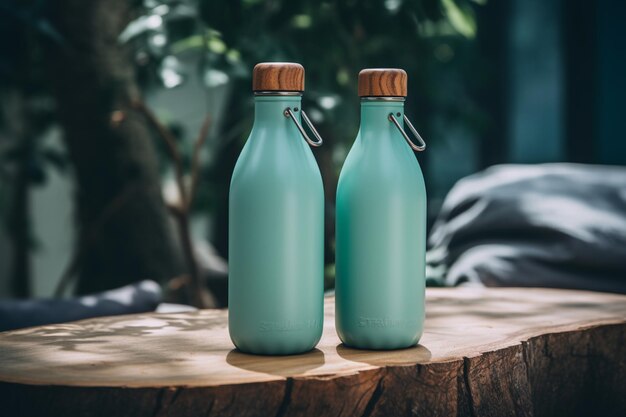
[0,0,625,315]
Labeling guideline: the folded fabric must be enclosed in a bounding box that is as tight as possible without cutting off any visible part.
[0,280,162,332]
[427,164,626,293]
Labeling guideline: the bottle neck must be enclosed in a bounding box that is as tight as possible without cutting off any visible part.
[254,95,302,126]
[360,99,405,134]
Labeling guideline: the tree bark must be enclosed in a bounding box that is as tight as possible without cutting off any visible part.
[1,288,625,417]
[2,90,33,298]
[7,151,30,297]
[46,0,182,293]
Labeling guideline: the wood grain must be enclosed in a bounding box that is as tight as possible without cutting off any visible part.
[252,62,304,92]
[358,68,407,97]
[1,288,625,417]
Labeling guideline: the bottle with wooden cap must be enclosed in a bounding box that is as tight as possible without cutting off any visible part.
[335,68,427,350]
[229,62,325,355]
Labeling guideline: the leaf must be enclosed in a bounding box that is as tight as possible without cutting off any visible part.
[203,68,229,88]
[442,0,476,38]
[34,19,65,45]
[119,14,163,44]
[171,34,204,54]
[147,30,168,55]
[158,55,186,88]
[317,95,341,110]
[170,29,224,54]
[291,14,312,29]
[226,49,241,63]
[162,4,196,20]
[207,37,227,54]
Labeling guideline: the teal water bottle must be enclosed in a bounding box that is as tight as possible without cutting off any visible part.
[228,63,325,355]
[336,69,427,350]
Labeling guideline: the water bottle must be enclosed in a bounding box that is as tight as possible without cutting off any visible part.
[228,63,325,355]
[335,68,427,350]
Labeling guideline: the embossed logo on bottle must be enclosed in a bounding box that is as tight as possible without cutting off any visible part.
[259,319,321,332]
[357,317,419,328]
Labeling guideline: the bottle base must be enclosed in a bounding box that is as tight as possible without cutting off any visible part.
[234,344,317,356]
[337,329,422,351]
[230,333,322,356]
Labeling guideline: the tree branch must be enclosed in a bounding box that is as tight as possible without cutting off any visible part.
[131,100,188,207]
[131,99,212,308]
[188,114,211,209]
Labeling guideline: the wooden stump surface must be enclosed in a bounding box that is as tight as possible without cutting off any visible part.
[0,287,625,417]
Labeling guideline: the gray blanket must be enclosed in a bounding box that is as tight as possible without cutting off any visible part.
[427,164,626,293]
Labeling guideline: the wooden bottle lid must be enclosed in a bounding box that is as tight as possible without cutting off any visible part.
[358,68,407,97]
[252,62,305,92]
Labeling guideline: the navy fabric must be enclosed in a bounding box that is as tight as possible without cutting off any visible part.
[427,164,626,293]
[0,280,162,332]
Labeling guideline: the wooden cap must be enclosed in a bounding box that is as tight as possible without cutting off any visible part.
[252,62,304,92]
[358,68,407,97]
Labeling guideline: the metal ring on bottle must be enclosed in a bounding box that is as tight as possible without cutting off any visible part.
[284,107,324,147]
[388,113,426,152]
[361,96,405,102]
[254,91,303,96]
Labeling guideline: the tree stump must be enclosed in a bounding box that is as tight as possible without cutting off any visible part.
[0,288,625,417]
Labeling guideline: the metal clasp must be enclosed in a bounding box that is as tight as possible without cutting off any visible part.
[388,113,426,152]
[284,107,323,147]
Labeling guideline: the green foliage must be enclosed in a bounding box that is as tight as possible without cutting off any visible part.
[123,1,482,117]
[193,0,484,143]
[442,0,476,38]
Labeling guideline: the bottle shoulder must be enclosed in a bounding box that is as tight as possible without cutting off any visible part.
[337,134,426,199]
[231,127,323,191]
[340,134,425,176]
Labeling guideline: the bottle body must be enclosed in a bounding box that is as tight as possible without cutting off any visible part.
[229,96,324,355]
[335,100,426,350]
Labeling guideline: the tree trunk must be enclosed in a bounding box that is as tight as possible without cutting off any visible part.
[1,288,625,417]
[8,152,30,298]
[45,0,182,293]
[2,90,32,298]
